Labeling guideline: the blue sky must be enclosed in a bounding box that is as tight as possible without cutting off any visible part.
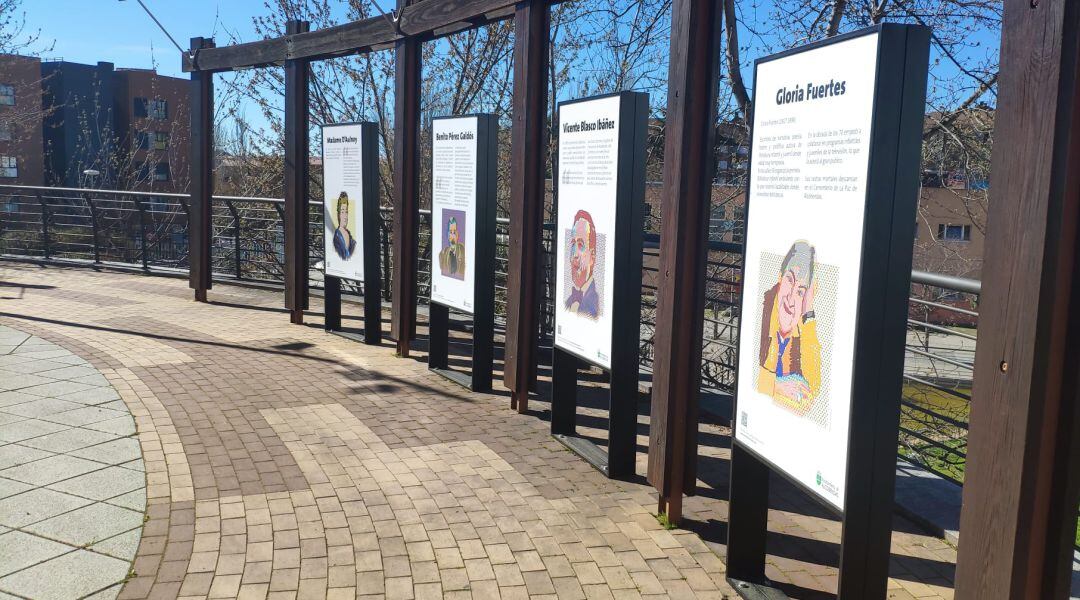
[20,1,276,78]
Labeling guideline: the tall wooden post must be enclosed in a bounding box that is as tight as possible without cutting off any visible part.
[504,0,550,412]
[284,20,311,325]
[955,1,1080,598]
[391,0,422,356]
[646,0,723,523]
[188,36,215,303]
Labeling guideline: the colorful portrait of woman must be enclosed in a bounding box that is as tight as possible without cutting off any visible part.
[332,191,357,260]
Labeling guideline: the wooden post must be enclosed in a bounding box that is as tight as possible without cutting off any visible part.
[188,36,215,303]
[504,0,550,412]
[645,0,723,524]
[955,2,1080,598]
[391,0,422,356]
[283,20,311,325]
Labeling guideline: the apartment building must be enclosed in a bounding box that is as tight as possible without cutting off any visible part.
[0,54,45,186]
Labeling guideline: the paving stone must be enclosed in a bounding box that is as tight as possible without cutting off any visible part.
[0,548,129,599]
[70,437,141,466]
[0,418,69,444]
[18,427,119,453]
[0,453,103,486]
[104,488,147,512]
[89,528,143,561]
[83,415,136,436]
[59,387,121,406]
[0,397,84,419]
[0,373,53,392]
[0,478,31,501]
[23,501,144,548]
[0,391,40,409]
[0,413,26,427]
[0,530,77,577]
[41,405,125,427]
[0,488,92,528]
[48,465,145,501]
[0,443,52,470]
[16,380,94,398]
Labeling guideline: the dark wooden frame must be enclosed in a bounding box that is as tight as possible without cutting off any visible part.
[954,1,1080,597]
[550,91,648,480]
[427,113,498,393]
[725,24,930,600]
[323,121,384,345]
[187,36,215,303]
[647,0,724,524]
[283,20,312,324]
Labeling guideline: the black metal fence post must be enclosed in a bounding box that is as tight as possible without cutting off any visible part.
[226,199,241,279]
[84,193,100,264]
[36,193,49,260]
[135,197,149,270]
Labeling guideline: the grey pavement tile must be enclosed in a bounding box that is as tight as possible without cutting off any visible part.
[0,398,85,419]
[0,454,104,486]
[47,466,145,502]
[19,428,120,454]
[82,583,123,600]
[117,458,144,473]
[0,478,31,501]
[82,416,135,437]
[69,374,111,387]
[0,359,69,375]
[0,373,54,392]
[11,349,74,360]
[104,488,146,512]
[0,419,70,444]
[69,438,140,466]
[0,488,92,528]
[0,356,33,368]
[36,365,100,382]
[88,528,142,561]
[0,347,16,356]
[0,392,39,409]
[40,406,125,428]
[23,502,143,548]
[0,444,53,470]
[50,355,89,367]
[0,530,78,577]
[96,400,129,412]
[0,413,25,427]
[17,380,95,398]
[0,548,129,600]
[58,387,121,407]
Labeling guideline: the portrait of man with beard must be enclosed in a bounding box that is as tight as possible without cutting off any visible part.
[564,209,601,319]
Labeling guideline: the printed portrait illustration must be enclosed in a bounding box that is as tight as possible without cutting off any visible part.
[563,209,605,320]
[438,209,467,280]
[756,240,826,417]
[332,191,357,261]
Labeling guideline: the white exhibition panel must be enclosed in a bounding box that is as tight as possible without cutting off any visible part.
[430,116,479,313]
[734,33,881,511]
[322,123,365,282]
[553,95,621,370]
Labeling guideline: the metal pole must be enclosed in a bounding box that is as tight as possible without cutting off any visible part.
[283,19,311,324]
[188,36,215,302]
[226,200,241,279]
[36,193,49,260]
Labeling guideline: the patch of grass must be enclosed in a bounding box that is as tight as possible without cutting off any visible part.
[655,512,676,530]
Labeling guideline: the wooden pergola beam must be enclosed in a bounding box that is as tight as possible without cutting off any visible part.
[504,0,550,413]
[646,0,723,523]
[955,0,1080,597]
[390,0,422,356]
[187,36,215,302]
[283,20,311,325]
[182,0,528,73]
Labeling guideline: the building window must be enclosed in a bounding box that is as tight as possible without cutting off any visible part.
[0,122,12,142]
[154,162,170,182]
[937,224,972,242]
[137,131,150,150]
[0,84,14,106]
[134,97,148,118]
[149,99,168,120]
[154,131,169,150]
[0,155,17,178]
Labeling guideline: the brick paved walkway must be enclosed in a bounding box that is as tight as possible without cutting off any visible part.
[0,263,957,599]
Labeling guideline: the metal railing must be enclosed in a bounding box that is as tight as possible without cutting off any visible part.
[0,184,983,497]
